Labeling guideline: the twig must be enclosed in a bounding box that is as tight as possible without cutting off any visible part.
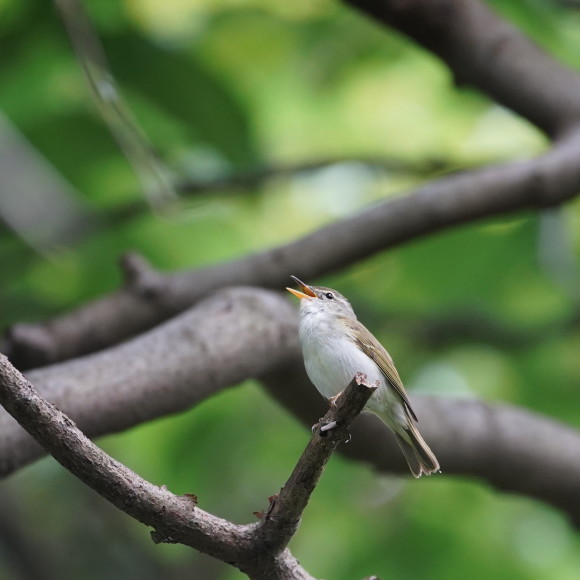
[254,374,377,552]
[54,0,175,207]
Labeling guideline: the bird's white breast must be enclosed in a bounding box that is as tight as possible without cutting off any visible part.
[298,307,385,401]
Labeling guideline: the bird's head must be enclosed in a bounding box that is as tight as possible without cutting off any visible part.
[286,275,356,319]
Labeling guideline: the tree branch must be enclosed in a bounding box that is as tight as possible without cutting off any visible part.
[0,287,301,475]
[0,352,256,573]
[6,0,580,367]
[5,126,580,369]
[344,0,580,136]
[0,354,376,578]
[254,374,377,553]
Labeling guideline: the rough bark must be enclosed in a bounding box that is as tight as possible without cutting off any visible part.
[0,287,300,474]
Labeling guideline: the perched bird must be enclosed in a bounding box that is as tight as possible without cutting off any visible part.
[287,276,439,478]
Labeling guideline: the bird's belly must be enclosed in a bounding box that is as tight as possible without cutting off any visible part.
[302,338,384,400]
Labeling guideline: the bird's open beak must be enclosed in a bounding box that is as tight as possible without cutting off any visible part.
[286,275,317,300]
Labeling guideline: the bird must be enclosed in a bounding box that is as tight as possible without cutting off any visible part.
[287,275,439,478]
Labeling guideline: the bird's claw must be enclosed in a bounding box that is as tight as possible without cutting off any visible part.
[313,420,352,443]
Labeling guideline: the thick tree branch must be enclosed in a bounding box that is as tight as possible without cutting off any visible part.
[5,126,580,369]
[3,289,580,526]
[345,0,580,136]
[0,287,301,475]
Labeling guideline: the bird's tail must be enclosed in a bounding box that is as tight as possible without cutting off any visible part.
[393,420,440,478]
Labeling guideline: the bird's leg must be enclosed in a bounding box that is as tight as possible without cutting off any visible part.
[312,388,353,434]
[315,391,344,433]
[328,391,344,406]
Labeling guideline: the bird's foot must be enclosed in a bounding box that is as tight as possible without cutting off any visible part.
[319,420,338,432]
[311,419,337,433]
[312,419,351,443]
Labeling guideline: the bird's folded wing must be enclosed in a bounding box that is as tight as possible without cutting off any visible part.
[343,317,418,422]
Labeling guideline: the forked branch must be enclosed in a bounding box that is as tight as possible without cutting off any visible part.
[0,354,375,579]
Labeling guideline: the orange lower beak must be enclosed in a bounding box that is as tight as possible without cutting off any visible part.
[286,287,312,300]
[286,276,317,300]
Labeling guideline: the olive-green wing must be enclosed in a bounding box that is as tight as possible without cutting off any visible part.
[343,317,418,422]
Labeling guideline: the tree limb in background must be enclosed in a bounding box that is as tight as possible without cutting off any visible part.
[6,0,580,366]
[5,126,580,369]
[262,363,580,528]
[345,0,580,136]
[392,308,580,351]
[177,155,454,195]
[0,353,376,579]
[2,289,580,526]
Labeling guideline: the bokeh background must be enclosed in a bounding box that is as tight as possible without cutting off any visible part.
[2,0,580,578]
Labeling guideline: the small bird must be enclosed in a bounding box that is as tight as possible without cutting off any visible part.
[287,276,439,478]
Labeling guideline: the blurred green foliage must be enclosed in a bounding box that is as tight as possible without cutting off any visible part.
[1,0,580,578]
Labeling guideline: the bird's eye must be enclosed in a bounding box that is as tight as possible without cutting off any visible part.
[325,292,334,300]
